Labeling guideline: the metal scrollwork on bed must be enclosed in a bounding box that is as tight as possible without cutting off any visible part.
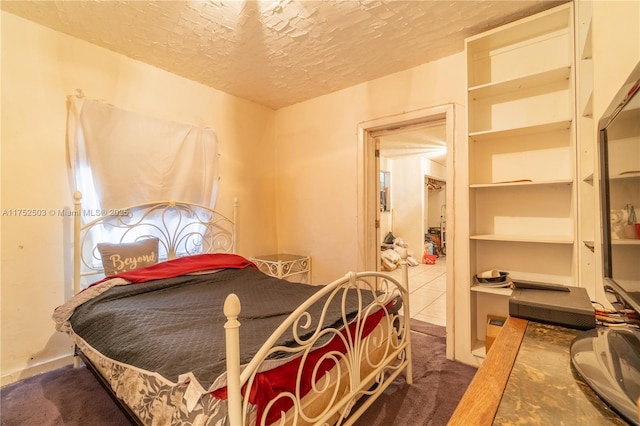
[72,191,236,293]
[224,268,412,426]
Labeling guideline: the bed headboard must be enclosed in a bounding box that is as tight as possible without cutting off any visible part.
[73,191,236,293]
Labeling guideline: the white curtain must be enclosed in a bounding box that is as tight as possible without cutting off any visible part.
[67,96,219,213]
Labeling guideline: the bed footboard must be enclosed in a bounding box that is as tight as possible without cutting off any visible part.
[224,259,412,426]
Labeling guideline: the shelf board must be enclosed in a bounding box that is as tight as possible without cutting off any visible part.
[469,119,572,142]
[581,91,593,117]
[580,20,593,60]
[468,66,571,100]
[610,171,640,182]
[470,285,513,296]
[465,5,571,53]
[470,179,572,189]
[612,239,640,246]
[470,234,574,244]
[471,340,487,359]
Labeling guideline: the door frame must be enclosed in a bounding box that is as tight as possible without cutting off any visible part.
[356,104,455,359]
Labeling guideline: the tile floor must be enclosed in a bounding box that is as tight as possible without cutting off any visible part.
[386,257,447,326]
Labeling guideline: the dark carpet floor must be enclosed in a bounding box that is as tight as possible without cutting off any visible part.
[0,319,476,425]
[353,319,477,426]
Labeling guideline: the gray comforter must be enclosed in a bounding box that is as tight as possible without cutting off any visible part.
[69,267,376,389]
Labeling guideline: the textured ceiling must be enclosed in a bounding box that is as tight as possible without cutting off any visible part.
[2,0,567,109]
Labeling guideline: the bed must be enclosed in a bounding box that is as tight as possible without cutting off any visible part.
[53,192,413,425]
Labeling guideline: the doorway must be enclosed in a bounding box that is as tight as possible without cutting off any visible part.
[357,104,455,358]
[377,123,447,326]
[376,122,447,264]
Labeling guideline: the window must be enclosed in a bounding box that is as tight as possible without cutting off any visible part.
[67,96,219,215]
[67,96,220,276]
[380,170,391,212]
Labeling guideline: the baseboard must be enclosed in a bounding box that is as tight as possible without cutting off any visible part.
[1,355,74,387]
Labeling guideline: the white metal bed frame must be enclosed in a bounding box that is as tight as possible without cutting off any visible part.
[71,192,413,425]
[72,191,237,293]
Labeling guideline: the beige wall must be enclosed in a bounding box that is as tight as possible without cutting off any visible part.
[274,53,466,284]
[391,155,424,259]
[0,12,277,384]
[592,0,640,118]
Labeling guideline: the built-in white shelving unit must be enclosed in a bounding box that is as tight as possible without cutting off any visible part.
[464,3,578,359]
